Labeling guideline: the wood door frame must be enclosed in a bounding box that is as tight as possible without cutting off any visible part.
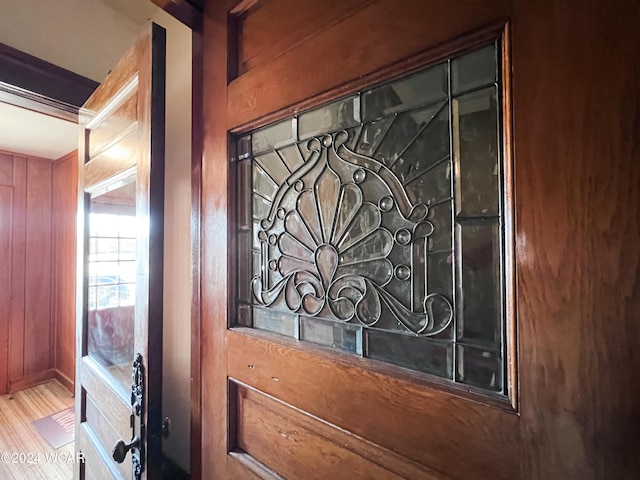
[148,1,206,477]
[189,16,205,480]
[0,42,98,122]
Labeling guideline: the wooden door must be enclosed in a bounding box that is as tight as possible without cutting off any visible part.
[200,1,640,479]
[75,23,166,480]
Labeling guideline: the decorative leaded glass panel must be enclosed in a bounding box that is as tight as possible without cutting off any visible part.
[234,41,507,396]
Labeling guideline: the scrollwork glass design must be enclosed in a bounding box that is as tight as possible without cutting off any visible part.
[235,41,508,395]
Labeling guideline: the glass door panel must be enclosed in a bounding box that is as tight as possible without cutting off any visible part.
[86,174,137,391]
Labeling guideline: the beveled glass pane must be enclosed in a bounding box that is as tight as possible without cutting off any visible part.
[367,330,452,378]
[343,126,361,151]
[278,144,305,173]
[234,42,508,396]
[253,307,297,338]
[252,220,261,249]
[427,251,453,301]
[252,162,278,202]
[252,249,260,283]
[355,117,394,157]
[237,232,251,303]
[300,317,362,354]
[252,119,295,155]
[390,103,449,185]
[298,95,359,139]
[452,44,496,95]
[252,194,271,220]
[456,345,502,391]
[374,103,443,167]
[457,221,501,345]
[362,62,447,121]
[405,159,451,206]
[427,202,452,252]
[255,151,291,186]
[87,175,137,392]
[237,159,252,229]
[453,87,500,216]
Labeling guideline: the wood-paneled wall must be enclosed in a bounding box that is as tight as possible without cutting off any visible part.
[0,150,77,395]
[52,151,78,390]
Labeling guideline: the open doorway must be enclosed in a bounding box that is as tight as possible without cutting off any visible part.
[0,0,194,478]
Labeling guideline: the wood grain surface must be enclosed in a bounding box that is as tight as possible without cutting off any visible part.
[0,152,74,395]
[0,184,12,394]
[199,0,640,478]
[76,22,167,480]
[512,0,640,478]
[0,380,74,480]
[52,151,78,390]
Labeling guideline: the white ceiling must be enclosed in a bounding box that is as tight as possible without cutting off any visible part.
[99,0,158,25]
[0,102,78,160]
[0,0,160,161]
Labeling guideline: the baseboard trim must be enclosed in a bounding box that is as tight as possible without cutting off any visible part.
[9,369,57,393]
[54,369,75,394]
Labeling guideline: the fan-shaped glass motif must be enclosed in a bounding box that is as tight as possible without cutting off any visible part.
[234,41,508,395]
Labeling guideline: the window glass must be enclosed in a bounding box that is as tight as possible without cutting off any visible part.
[234,41,507,396]
[87,175,137,390]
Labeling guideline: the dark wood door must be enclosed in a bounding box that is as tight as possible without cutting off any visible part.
[199,1,640,479]
[75,23,166,480]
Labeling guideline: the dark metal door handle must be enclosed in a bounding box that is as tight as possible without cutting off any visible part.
[112,436,140,463]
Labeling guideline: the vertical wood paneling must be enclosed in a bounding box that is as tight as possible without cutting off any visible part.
[0,186,13,393]
[1,151,73,394]
[9,156,27,382]
[52,151,78,388]
[23,158,52,376]
[0,153,13,186]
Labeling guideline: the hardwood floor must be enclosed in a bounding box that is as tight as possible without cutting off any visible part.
[0,380,75,480]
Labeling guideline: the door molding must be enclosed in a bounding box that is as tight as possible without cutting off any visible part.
[190,22,205,480]
[0,42,98,122]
